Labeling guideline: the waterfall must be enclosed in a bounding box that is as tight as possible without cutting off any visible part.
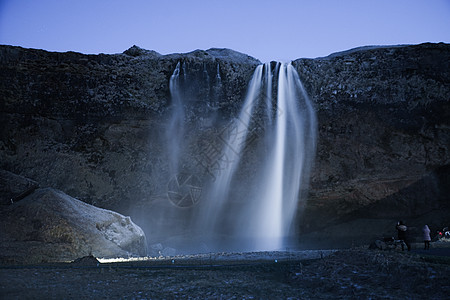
[252,63,289,249]
[166,62,184,175]
[251,63,316,250]
[198,65,264,235]
[262,63,316,250]
[216,63,221,82]
[265,62,273,125]
[163,61,316,253]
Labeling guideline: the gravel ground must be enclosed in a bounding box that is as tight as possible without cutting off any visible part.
[1,248,450,299]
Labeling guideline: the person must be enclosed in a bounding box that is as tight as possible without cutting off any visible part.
[444,227,450,238]
[396,221,411,251]
[423,225,431,250]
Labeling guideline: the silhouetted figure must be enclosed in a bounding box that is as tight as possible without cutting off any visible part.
[444,227,450,238]
[396,221,411,251]
[423,225,431,250]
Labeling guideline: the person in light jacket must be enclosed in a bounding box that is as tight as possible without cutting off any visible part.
[423,225,431,250]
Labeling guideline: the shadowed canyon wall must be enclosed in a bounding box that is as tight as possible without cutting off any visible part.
[1,43,449,248]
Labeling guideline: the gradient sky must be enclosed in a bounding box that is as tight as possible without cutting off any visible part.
[0,0,449,62]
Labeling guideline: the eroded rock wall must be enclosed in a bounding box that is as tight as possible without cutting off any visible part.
[0,46,259,212]
[292,44,450,236]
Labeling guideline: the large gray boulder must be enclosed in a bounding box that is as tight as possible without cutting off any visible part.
[0,174,147,264]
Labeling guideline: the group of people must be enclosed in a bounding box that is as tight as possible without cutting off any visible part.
[395,221,431,251]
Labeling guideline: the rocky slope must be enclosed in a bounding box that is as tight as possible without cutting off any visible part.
[0,43,449,249]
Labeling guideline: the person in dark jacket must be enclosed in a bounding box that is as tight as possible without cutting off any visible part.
[396,221,411,251]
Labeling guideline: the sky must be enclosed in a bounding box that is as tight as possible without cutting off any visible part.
[0,0,449,62]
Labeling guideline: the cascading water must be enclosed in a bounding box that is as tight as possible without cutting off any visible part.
[197,65,264,235]
[158,60,316,253]
[166,62,184,175]
[248,63,317,250]
[265,62,274,125]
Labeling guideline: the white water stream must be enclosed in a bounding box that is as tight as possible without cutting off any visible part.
[162,61,316,253]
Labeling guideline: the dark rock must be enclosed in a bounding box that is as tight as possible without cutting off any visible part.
[0,170,39,205]
[123,45,161,57]
[293,43,450,238]
[71,255,100,266]
[205,48,261,64]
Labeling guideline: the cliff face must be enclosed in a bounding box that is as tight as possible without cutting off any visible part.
[1,43,449,246]
[293,44,450,239]
[0,45,259,212]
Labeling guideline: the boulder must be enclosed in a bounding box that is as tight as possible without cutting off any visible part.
[71,254,100,266]
[0,183,147,264]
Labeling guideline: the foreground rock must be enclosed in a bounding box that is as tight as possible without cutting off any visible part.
[0,176,147,264]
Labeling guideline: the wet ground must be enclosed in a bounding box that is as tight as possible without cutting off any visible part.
[1,248,450,299]
[412,248,450,257]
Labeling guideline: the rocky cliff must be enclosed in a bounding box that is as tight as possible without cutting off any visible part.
[293,44,450,240]
[1,43,449,248]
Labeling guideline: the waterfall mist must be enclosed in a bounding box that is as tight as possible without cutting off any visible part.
[137,61,316,255]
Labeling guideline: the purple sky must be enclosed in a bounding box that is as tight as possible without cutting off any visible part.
[1,0,449,62]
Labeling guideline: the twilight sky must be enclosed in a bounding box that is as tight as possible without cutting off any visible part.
[0,0,449,62]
